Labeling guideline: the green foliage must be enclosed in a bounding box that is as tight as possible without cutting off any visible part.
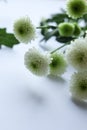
[38,10,87,45]
[56,36,75,44]
[0,28,20,48]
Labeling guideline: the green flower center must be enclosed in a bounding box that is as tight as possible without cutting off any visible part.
[64,27,73,34]
[78,56,84,62]
[80,84,87,91]
[51,59,58,67]
[18,27,25,34]
[31,62,38,69]
[18,23,29,35]
[31,59,42,70]
[72,5,80,13]
[76,52,85,63]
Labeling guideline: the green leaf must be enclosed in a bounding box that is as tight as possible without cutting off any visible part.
[0,28,20,48]
[83,14,87,23]
[46,13,69,24]
[56,36,75,44]
[42,29,58,41]
[38,11,86,44]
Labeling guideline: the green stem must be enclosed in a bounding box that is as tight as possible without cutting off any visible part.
[51,44,67,54]
[37,26,48,29]
[36,25,56,29]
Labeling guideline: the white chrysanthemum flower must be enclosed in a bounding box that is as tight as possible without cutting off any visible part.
[49,52,67,76]
[24,47,52,76]
[13,16,36,43]
[66,37,87,71]
[70,71,87,101]
[66,0,87,19]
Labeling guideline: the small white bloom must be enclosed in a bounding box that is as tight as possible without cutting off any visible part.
[13,16,36,43]
[70,71,87,101]
[24,47,51,76]
[66,0,87,19]
[66,37,87,71]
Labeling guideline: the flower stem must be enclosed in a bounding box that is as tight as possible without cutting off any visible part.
[36,25,56,29]
[37,26,48,29]
[51,44,67,54]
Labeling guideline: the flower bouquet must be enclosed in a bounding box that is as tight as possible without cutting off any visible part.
[13,0,87,102]
[1,0,87,102]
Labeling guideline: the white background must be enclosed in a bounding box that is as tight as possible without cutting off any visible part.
[0,0,87,130]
